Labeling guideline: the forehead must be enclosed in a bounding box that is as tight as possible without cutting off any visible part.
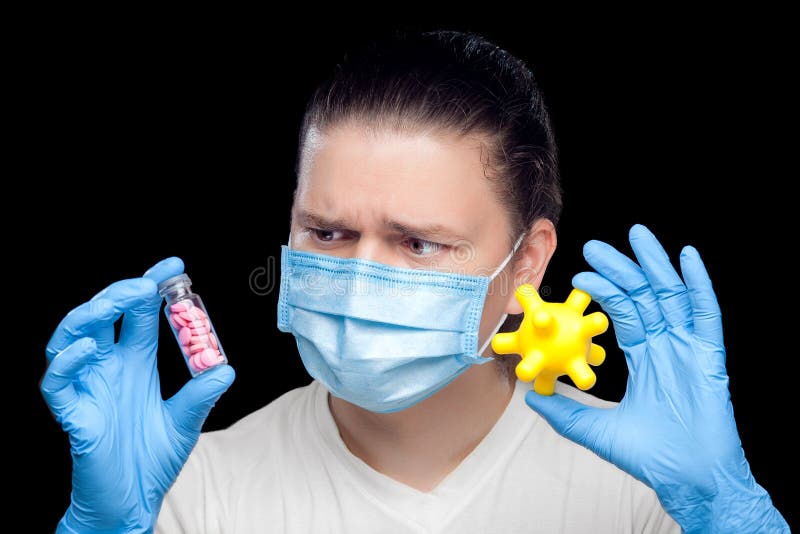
[295,124,509,238]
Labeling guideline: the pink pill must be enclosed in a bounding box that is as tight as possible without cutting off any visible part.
[190,335,210,345]
[172,313,189,327]
[169,315,181,329]
[199,348,220,367]
[208,332,218,350]
[191,307,207,319]
[190,327,209,336]
[180,343,191,356]
[170,302,189,313]
[190,343,206,354]
[178,327,192,345]
[195,352,209,367]
[190,354,206,371]
[178,311,194,322]
[188,319,206,329]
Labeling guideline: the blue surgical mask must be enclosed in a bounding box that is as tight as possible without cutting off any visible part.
[277,235,524,413]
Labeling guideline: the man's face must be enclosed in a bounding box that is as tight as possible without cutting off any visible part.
[290,122,520,353]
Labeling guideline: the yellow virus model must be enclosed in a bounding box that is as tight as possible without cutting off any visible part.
[492,284,609,395]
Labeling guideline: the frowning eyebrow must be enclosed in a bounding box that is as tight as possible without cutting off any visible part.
[295,210,351,232]
[294,209,467,242]
[384,219,467,242]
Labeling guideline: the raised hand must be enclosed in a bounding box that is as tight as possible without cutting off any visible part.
[524,224,788,533]
[40,258,235,533]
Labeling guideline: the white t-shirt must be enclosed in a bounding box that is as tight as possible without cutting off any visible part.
[157,378,680,533]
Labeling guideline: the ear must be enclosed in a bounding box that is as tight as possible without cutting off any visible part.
[505,218,557,315]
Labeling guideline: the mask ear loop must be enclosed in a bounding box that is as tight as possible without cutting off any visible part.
[488,233,526,280]
[477,313,510,356]
[476,233,527,357]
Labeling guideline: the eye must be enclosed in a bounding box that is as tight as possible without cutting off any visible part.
[403,237,442,256]
[310,228,344,243]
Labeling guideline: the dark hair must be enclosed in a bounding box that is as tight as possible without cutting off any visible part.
[295,29,562,243]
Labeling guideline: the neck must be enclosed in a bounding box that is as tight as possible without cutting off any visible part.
[328,359,515,492]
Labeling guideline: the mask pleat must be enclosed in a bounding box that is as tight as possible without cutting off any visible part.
[290,309,464,359]
[286,277,482,331]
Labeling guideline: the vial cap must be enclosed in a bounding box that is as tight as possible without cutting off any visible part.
[157,273,192,298]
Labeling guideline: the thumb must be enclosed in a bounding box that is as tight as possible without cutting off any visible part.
[165,364,236,437]
[524,389,606,450]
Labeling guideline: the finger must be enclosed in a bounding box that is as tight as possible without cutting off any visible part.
[524,390,607,452]
[119,257,184,352]
[87,278,162,354]
[165,365,235,447]
[46,260,184,362]
[117,277,161,352]
[628,224,693,329]
[583,239,665,334]
[46,299,115,362]
[143,256,185,285]
[572,272,646,348]
[680,246,723,345]
[41,337,97,419]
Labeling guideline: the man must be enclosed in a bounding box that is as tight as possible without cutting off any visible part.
[43,30,789,533]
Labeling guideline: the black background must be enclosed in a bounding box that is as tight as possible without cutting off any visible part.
[14,10,795,531]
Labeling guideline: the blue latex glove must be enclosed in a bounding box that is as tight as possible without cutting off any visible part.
[524,225,789,533]
[40,258,235,533]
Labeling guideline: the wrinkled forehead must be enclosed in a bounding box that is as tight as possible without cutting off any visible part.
[293,124,512,240]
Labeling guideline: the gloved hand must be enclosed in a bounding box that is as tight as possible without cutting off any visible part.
[524,225,789,533]
[40,258,236,533]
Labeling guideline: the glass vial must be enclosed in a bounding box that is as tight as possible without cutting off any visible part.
[157,273,227,376]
